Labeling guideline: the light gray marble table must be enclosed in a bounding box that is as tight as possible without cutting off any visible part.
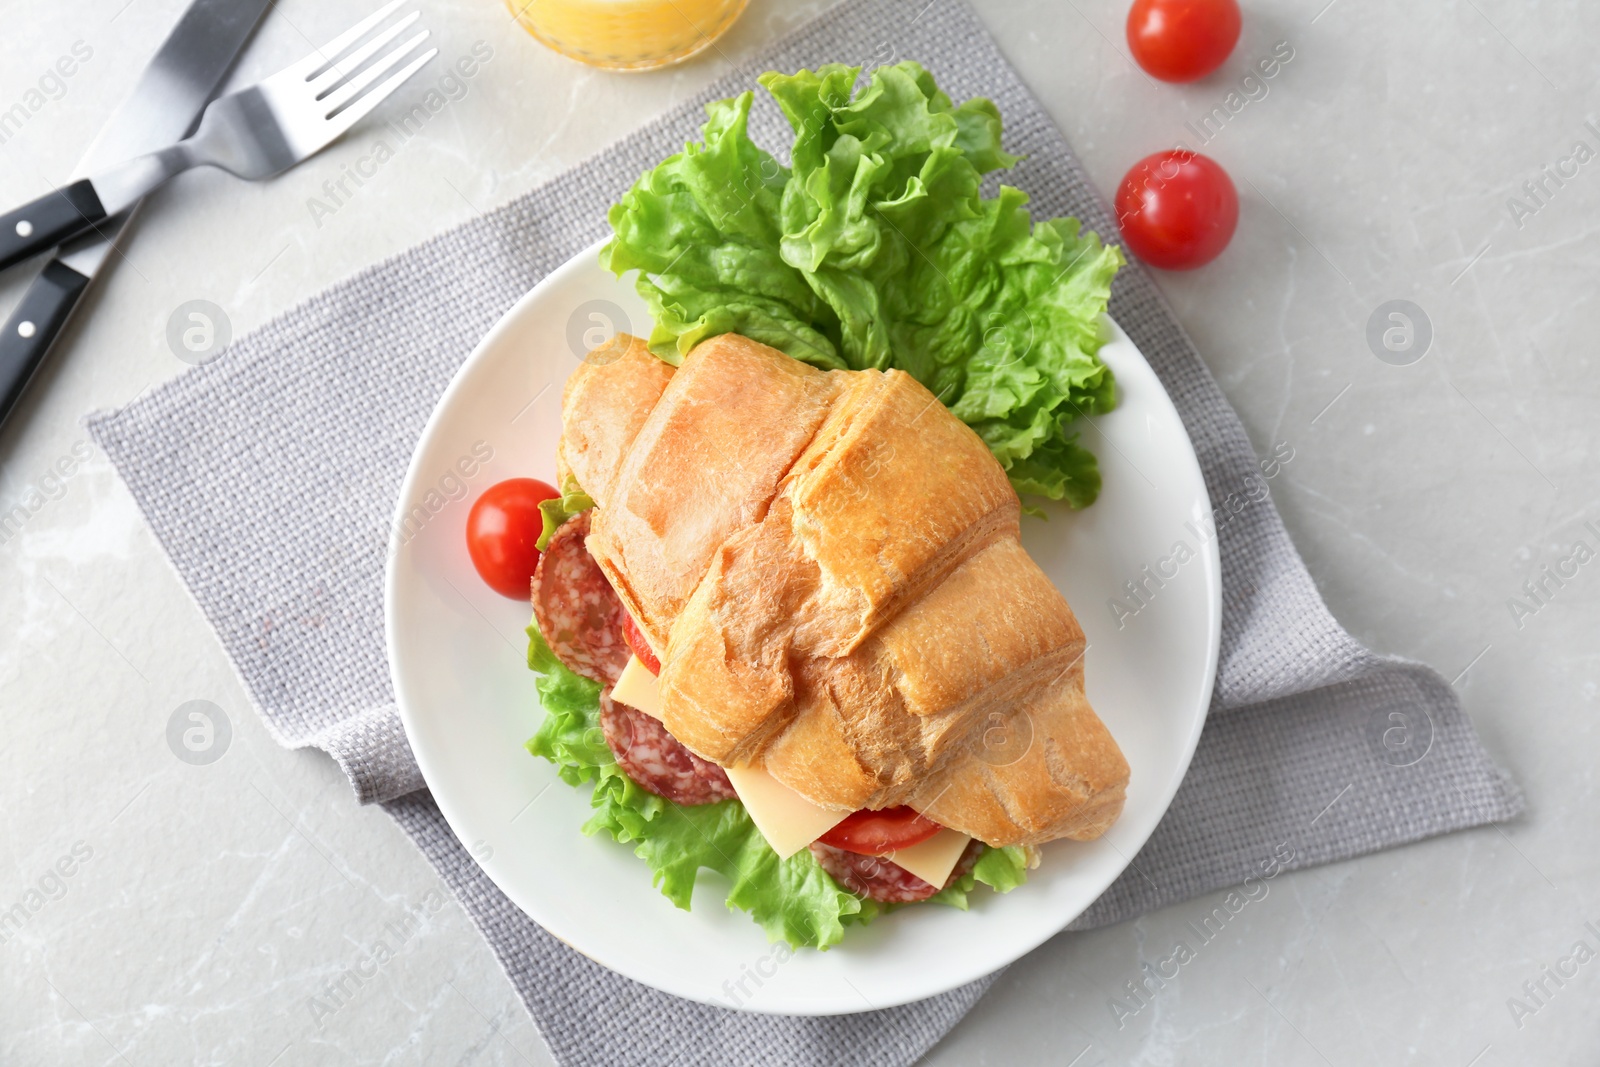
[2,0,1595,1063]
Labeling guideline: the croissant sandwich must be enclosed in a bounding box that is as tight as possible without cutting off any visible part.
[532,330,1127,900]
[507,59,1136,950]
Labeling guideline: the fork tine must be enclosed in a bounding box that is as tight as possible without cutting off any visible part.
[311,10,422,94]
[321,30,431,113]
[321,44,438,140]
[285,0,407,80]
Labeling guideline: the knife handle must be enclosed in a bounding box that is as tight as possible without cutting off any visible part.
[0,260,91,427]
[0,180,106,273]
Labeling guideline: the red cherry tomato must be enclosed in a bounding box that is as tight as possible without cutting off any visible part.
[621,612,660,674]
[1126,0,1242,83]
[817,806,943,856]
[466,478,559,599]
[1115,150,1238,270]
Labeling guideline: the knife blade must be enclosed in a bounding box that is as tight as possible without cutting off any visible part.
[0,0,274,430]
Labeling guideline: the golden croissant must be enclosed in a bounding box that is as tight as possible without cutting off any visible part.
[556,332,1129,847]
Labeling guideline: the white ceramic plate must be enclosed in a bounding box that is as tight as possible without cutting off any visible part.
[386,239,1221,1015]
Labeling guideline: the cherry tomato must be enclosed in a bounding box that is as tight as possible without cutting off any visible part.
[818,806,943,856]
[622,612,661,674]
[1126,0,1242,83]
[466,478,559,599]
[1115,150,1238,270]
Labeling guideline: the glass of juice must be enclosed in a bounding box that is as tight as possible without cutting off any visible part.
[506,0,749,71]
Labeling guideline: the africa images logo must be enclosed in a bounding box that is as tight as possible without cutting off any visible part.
[1505,521,1600,631]
[1107,841,1298,1029]
[1107,442,1294,630]
[1505,119,1600,230]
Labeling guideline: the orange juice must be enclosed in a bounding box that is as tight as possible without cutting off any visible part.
[507,0,748,71]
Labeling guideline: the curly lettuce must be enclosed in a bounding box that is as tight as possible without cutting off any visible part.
[524,623,1029,948]
[602,61,1123,508]
[535,473,594,551]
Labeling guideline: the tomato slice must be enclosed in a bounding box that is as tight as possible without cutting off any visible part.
[466,478,560,599]
[817,806,942,856]
[621,611,660,674]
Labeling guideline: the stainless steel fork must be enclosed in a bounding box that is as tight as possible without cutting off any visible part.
[0,0,437,270]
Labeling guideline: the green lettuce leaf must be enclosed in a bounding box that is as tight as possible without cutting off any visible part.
[924,843,1030,908]
[602,61,1123,508]
[523,622,1025,947]
[525,624,869,946]
[535,475,595,551]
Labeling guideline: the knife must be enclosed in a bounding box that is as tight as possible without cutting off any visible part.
[0,0,274,431]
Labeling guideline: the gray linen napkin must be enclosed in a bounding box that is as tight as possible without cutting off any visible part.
[87,1,1523,1063]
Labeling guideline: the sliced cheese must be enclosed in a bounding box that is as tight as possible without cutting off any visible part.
[610,664,846,859]
[611,660,919,867]
[887,828,972,888]
[724,764,852,860]
[611,655,663,720]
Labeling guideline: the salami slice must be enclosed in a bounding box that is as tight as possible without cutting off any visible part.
[809,838,983,903]
[600,691,737,806]
[531,511,630,685]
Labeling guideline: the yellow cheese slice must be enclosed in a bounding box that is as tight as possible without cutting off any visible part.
[886,828,972,888]
[724,764,852,860]
[609,658,856,861]
[611,655,663,720]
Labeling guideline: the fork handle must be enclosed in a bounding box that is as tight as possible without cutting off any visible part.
[0,259,91,427]
[0,180,106,273]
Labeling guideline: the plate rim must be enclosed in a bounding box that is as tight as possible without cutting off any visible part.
[385,238,1222,1014]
